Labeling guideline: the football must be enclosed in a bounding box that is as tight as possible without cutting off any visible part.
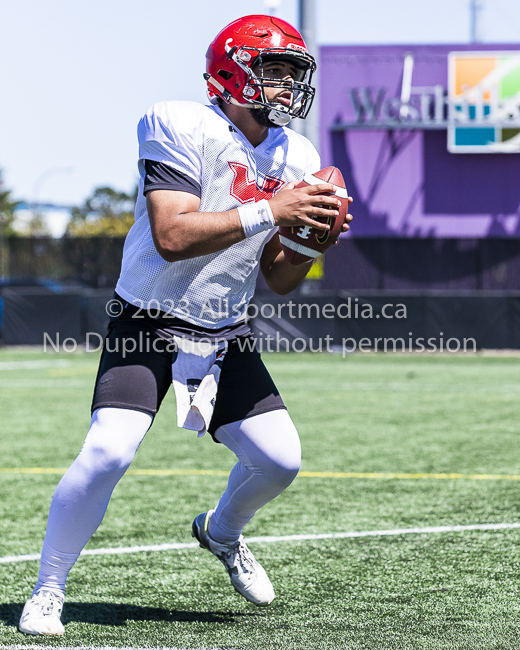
[278,166,349,265]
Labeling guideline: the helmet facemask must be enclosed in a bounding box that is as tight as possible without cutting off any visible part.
[231,46,316,126]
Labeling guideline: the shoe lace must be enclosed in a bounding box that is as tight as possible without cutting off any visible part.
[37,591,62,616]
[225,539,256,573]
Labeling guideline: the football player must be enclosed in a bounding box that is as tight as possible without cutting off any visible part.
[19,14,352,636]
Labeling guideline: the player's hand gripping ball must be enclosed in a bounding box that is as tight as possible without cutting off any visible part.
[278,166,349,265]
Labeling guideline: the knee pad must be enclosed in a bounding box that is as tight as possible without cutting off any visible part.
[77,408,152,477]
[216,409,302,480]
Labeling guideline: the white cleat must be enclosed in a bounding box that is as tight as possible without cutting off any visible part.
[192,510,275,606]
[19,589,65,636]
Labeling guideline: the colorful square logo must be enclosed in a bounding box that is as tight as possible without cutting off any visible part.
[448,51,520,153]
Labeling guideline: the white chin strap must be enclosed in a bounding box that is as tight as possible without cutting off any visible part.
[267,106,292,126]
[206,75,293,126]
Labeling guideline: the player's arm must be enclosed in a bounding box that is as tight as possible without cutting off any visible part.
[260,234,314,295]
[147,183,342,263]
[260,197,353,295]
[147,190,244,262]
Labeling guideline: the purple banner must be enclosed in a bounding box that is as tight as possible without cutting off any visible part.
[319,44,520,238]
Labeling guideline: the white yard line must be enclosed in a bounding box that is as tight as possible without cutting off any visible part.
[2,522,520,565]
[0,360,76,370]
[0,647,220,650]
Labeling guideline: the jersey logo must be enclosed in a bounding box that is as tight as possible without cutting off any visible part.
[228,162,284,204]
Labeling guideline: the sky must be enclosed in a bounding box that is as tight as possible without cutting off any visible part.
[1,0,520,211]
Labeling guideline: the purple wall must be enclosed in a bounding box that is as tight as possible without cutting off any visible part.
[319,44,520,238]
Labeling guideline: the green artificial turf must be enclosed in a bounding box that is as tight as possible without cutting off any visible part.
[1,349,520,649]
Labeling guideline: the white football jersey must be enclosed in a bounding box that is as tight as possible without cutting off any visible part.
[116,100,320,329]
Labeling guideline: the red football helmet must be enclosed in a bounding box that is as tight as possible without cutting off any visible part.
[205,15,316,126]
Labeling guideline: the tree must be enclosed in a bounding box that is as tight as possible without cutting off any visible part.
[66,185,138,237]
[0,170,21,237]
[0,171,22,277]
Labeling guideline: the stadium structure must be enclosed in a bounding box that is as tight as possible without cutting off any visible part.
[2,44,520,348]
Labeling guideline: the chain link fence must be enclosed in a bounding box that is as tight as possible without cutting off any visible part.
[2,236,520,292]
[2,237,125,288]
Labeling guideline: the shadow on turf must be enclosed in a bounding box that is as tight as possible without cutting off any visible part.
[1,602,253,628]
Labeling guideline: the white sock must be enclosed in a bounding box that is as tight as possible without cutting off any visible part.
[33,408,152,596]
[33,541,79,598]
